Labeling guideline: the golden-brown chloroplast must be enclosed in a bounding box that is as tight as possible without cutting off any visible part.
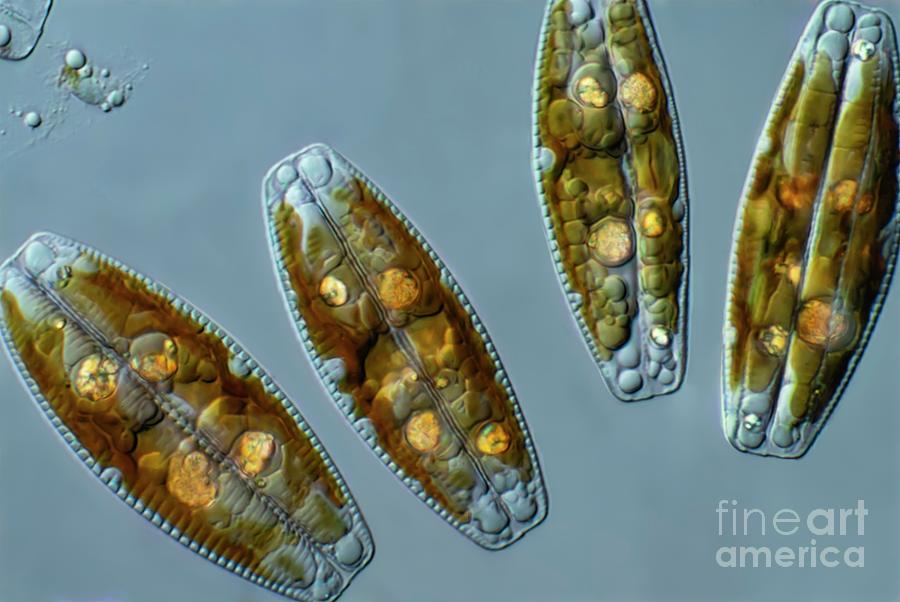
[533,0,689,401]
[0,233,373,601]
[264,144,547,550]
[723,0,900,458]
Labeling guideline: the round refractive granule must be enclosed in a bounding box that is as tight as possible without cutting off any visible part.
[64,49,87,69]
[100,102,111,112]
[796,298,849,347]
[617,369,643,394]
[620,72,657,112]
[275,163,299,185]
[377,268,420,309]
[319,275,348,307]
[476,422,511,455]
[405,410,441,453]
[232,431,276,477]
[588,217,634,266]
[129,332,179,381]
[100,67,110,78]
[23,112,41,128]
[78,65,93,78]
[71,353,119,401]
[166,451,217,508]
[649,325,671,348]
[851,38,876,61]
[0,25,11,48]
[757,324,788,357]
[640,209,665,237]
[575,76,610,108]
[742,414,763,433]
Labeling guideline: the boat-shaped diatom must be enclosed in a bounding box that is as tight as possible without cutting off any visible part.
[0,233,373,601]
[533,0,689,401]
[264,144,548,550]
[723,0,900,458]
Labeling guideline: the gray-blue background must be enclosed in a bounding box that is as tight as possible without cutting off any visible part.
[1,1,899,600]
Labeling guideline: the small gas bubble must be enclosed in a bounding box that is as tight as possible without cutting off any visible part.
[107,89,124,107]
[64,49,87,69]
[23,112,41,128]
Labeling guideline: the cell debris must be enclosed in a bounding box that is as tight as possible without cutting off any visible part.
[264,144,548,550]
[532,0,689,401]
[57,48,139,113]
[0,0,52,60]
[0,233,374,601]
[0,45,147,158]
[722,1,900,458]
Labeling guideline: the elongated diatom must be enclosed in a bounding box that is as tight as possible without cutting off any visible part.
[264,144,548,550]
[533,0,689,401]
[0,233,373,601]
[723,1,900,458]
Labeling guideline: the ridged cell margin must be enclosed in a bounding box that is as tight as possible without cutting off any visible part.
[532,0,689,401]
[263,144,548,550]
[0,232,373,601]
[722,1,900,458]
[0,0,53,60]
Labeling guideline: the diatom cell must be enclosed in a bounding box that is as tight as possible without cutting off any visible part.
[723,1,900,458]
[0,233,373,601]
[264,144,548,550]
[533,0,689,401]
[0,0,52,60]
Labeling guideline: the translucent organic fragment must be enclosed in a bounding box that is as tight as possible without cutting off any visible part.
[264,144,548,550]
[0,0,52,60]
[723,1,900,458]
[0,233,373,601]
[533,0,689,400]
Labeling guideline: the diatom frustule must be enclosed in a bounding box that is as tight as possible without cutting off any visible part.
[0,233,373,601]
[264,144,548,550]
[533,0,689,401]
[0,0,52,60]
[723,0,900,458]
